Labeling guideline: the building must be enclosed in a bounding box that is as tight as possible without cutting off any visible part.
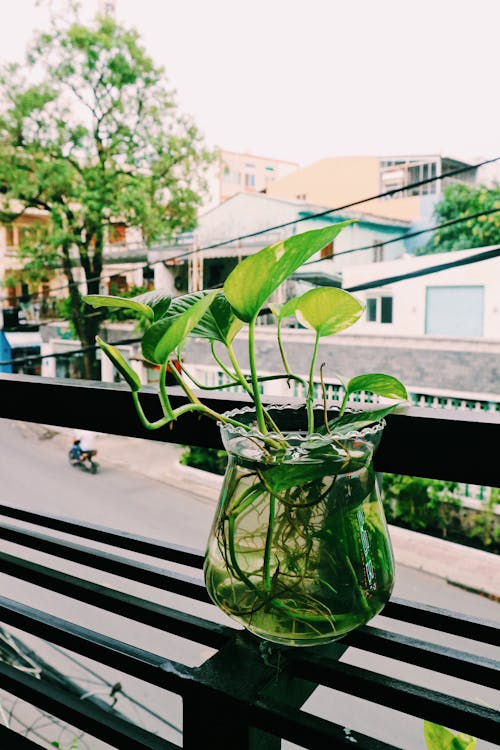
[151,192,410,296]
[266,155,478,224]
[339,244,500,339]
[203,150,299,212]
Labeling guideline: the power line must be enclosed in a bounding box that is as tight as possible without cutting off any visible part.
[344,245,500,292]
[2,155,498,305]
[5,201,499,309]
[3,243,500,368]
[303,206,500,267]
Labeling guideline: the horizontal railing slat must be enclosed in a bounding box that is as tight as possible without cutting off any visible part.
[0,595,190,694]
[384,598,500,646]
[0,661,176,750]
[2,373,500,484]
[289,654,500,743]
[0,502,204,568]
[0,550,232,648]
[0,725,46,749]
[0,521,210,602]
[251,697,400,750]
[345,625,499,689]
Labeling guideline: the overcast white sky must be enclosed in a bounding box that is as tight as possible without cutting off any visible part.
[1,0,499,167]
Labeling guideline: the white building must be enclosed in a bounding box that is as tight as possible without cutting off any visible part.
[340,245,500,340]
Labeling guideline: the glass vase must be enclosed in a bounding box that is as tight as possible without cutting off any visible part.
[204,405,395,647]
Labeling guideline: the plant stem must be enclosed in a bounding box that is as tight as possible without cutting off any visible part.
[158,362,175,420]
[277,319,292,376]
[307,331,320,434]
[227,343,253,396]
[248,316,267,435]
[131,392,170,430]
[210,341,238,382]
[263,493,276,592]
[178,360,240,390]
[167,358,202,404]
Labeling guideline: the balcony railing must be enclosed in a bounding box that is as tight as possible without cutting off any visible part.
[0,373,499,749]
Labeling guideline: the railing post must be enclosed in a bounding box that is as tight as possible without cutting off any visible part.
[182,634,325,750]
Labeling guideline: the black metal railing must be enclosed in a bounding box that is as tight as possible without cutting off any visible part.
[0,374,499,749]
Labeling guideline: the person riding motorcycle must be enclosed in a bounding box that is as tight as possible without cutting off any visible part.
[69,430,98,471]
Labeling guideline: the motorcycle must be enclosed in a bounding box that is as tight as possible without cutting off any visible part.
[68,448,99,474]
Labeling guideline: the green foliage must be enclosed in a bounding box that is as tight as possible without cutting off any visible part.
[95,336,141,391]
[424,721,476,750]
[180,445,227,475]
[141,290,217,363]
[0,4,212,375]
[382,474,460,534]
[420,183,500,255]
[294,287,364,336]
[224,222,354,322]
[86,223,407,446]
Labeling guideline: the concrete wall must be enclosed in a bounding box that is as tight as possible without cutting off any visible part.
[184,328,500,395]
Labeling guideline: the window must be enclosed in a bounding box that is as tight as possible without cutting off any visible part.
[245,173,256,188]
[366,298,377,322]
[381,297,393,323]
[366,296,393,324]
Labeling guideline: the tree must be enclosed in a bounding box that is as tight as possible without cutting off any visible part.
[0,4,213,377]
[419,183,500,255]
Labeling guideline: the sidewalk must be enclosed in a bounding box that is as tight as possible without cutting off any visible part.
[20,422,500,601]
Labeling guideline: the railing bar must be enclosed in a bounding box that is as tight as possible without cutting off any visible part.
[0,522,211,603]
[289,656,500,743]
[345,625,499,688]
[0,550,232,648]
[251,697,401,750]
[3,373,500,484]
[384,598,500,646]
[0,662,177,750]
[0,595,191,694]
[0,502,204,568]
[0,725,46,749]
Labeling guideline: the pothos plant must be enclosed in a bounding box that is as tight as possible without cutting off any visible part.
[84,222,408,645]
[84,222,407,442]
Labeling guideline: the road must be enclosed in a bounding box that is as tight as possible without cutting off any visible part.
[0,418,498,749]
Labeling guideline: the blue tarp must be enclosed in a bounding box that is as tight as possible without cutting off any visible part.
[0,331,12,373]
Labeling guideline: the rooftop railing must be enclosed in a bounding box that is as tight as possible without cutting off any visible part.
[0,373,499,749]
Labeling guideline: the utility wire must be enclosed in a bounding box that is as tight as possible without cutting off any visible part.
[3,243,500,368]
[4,201,500,308]
[2,155,498,305]
[302,206,500,266]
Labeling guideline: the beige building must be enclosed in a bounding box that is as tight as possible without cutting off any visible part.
[266,155,477,222]
[203,150,298,210]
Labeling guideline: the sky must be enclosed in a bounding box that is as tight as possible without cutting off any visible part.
[0,0,499,168]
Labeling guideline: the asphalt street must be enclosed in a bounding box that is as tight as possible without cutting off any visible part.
[0,418,498,749]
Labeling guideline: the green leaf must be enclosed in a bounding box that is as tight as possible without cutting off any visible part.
[424,721,456,750]
[131,290,172,320]
[345,373,408,402]
[262,452,349,493]
[142,290,218,363]
[328,403,404,435]
[95,336,141,391]
[270,296,301,321]
[294,287,364,336]
[424,722,476,750]
[190,292,244,345]
[224,222,354,322]
[83,294,155,321]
